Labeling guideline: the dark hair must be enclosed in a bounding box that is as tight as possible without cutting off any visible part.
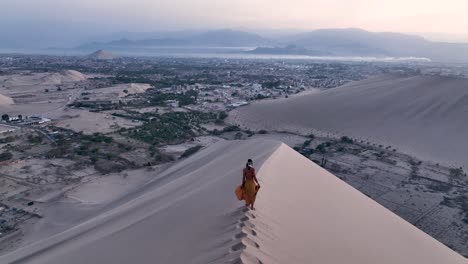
[246,159,253,169]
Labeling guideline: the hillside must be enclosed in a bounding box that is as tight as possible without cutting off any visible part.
[76,28,468,62]
[87,49,118,60]
[229,74,468,168]
[41,70,88,84]
[1,139,465,264]
[287,28,468,61]
[77,29,270,50]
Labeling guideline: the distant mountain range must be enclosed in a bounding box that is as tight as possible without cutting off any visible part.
[77,29,270,49]
[76,28,468,62]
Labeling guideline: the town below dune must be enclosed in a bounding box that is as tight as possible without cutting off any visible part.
[0,53,467,259]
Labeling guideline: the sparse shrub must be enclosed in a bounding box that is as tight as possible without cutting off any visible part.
[340,136,353,144]
[123,89,129,94]
[258,130,268,134]
[218,111,228,120]
[0,151,13,161]
[223,125,241,132]
[180,145,203,159]
[27,134,43,144]
[234,132,243,140]
[302,139,312,149]
[449,167,466,179]
[212,129,222,135]
[46,147,68,159]
[316,143,326,153]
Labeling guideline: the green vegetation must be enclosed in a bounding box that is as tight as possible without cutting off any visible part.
[0,136,15,143]
[449,167,466,179]
[340,136,354,144]
[218,111,228,120]
[302,139,313,149]
[27,134,43,144]
[0,151,13,161]
[81,133,114,144]
[262,80,281,89]
[180,145,203,159]
[1,114,9,122]
[149,90,198,106]
[223,125,241,132]
[46,146,69,159]
[124,111,217,145]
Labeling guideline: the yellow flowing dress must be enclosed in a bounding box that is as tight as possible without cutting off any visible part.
[243,168,258,206]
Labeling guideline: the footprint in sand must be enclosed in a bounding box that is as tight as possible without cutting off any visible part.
[231,242,247,252]
[234,232,248,239]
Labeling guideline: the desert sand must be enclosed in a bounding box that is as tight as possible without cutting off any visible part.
[40,70,87,85]
[0,93,14,106]
[229,74,468,168]
[86,83,151,99]
[0,70,88,115]
[0,139,465,264]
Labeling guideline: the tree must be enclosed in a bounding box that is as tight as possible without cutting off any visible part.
[218,111,228,120]
[1,114,9,122]
[123,89,129,94]
[18,114,23,120]
[0,151,13,161]
[44,89,49,93]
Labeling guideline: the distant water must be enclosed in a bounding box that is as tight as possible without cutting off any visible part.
[0,46,431,63]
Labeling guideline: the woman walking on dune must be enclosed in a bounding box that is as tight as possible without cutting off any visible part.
[241,159,260,210]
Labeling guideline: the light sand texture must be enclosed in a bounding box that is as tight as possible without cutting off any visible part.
[41,70,88,85]
[0,139,280,264]
[229,74,468,167]
[0,93,14,106]
[243,144,467,264]
[1,140,465,263]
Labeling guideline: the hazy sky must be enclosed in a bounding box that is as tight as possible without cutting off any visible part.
[1,0,468,47]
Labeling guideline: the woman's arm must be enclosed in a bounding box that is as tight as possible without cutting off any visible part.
[242,169,246,187]
[253,169,260,186]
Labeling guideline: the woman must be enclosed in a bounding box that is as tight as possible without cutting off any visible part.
[242,159,260,210]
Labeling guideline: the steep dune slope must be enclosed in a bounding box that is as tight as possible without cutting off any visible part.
[1,139,465,264]
[229,74,468,167]
[243,144,466,264]
[0,139,280,264]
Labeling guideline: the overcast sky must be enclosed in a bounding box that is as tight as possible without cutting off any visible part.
[1,0,468,47]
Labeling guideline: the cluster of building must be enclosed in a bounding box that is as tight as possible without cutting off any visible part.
[0,115,51,126]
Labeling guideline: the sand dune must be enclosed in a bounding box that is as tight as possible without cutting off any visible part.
[41,70,87,85]
[1,139,465,264]
[229,74,468,167]
[0,93,14,106]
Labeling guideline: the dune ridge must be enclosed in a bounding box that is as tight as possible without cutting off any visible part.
[239,143,467,264]
[229,74,468,167]
[1,139,466,264]
[41,70,87,85]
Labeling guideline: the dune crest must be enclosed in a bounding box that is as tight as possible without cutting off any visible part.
[41,70,87,85]
[239,143,467,263]
[229,74,468,167]
[0,140,465,263]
